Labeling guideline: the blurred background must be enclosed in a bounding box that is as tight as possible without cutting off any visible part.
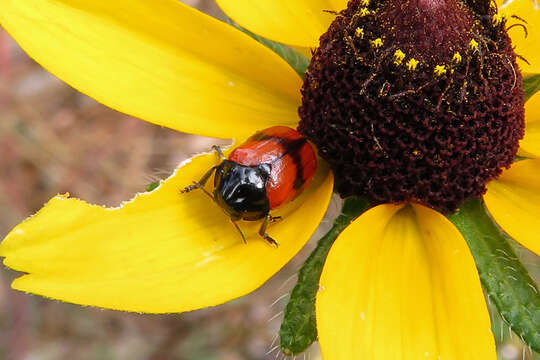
[0,1,539,359]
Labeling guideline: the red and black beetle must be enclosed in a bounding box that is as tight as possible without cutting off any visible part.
[182,126,317,246]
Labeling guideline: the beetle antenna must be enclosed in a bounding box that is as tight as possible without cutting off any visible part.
[180,166,218,193]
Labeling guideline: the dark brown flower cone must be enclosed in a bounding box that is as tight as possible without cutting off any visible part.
[298,0,525,213]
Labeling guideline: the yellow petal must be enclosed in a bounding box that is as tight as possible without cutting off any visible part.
[500,0,540,74]
[519,91,540,158]
[1,0,302,140]
[317,204,496,360]
[485,159,540,255]
[0,151,333,313]
[215,0,349,47]
[294,46,314,59]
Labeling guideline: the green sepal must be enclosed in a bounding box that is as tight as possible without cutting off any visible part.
[279,197,370,355]
[448,199,540,353]
[225,19,310,78]
[524,73,540,101]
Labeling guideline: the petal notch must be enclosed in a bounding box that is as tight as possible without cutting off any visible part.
[0,152,333,313]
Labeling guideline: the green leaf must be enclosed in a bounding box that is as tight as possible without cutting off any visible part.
[145,181,160,192]
[524,73,540,101]
[448,199,540,353]
[225,19,310,78]
[279,197,370,355]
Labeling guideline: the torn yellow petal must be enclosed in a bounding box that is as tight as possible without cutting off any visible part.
[485,159,540,255]
[1,0,302,140]
[317,204,496,360]
[500,0,540,73]
[215,0,349,47]
[519,91,540,158]
[0,151,333,313]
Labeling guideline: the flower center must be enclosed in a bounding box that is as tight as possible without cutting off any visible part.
[298,0,525,213]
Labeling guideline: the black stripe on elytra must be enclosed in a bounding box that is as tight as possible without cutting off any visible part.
[250,132,307,189]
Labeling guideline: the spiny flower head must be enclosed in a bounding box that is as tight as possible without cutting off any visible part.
[299,0,525,213]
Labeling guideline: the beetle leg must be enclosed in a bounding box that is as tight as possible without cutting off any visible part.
[231,220,248,244]
[259,215,279,247]
[269,216,282,223]
[212,145,226,160]
[198,185,215,201]
[181,166,217,193]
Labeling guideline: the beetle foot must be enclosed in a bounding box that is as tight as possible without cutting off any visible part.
[261,234,279,248]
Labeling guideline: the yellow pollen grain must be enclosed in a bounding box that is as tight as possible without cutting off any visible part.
[452,52,462,64]
[434,65,447,76]
[406,58,419,70]
[469,39,479,51]
[371,38,383,48]
[355,27,364,39]
[492,13,503,25]
[359,8,371,16]
[394,49,406,65]
[361,0,370,6]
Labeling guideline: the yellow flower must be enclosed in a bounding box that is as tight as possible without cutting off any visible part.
[0,0,539,359]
